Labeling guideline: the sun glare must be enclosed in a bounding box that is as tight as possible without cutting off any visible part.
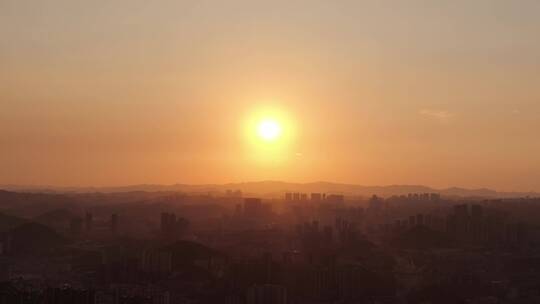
[257,119,282,141]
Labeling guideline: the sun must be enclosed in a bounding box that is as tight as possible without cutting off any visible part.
[257,119,282,141]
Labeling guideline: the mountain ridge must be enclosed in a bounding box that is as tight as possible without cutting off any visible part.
[1,182,538,198]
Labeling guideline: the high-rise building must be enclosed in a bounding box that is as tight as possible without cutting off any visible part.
[161,212,176,234]
[416,214,424,226]
[471,204,483,219]
[368,195,382,212]
[111,213,119,234]
[140,250,173,274]
[70,217,83,235]
[409,215,416,227]
[454,204,469,219]
[160,213,169,232]
[311,193,322,201]
[235,204,242,215]
[244,198,263,217]
[453,204,470,240]
[326,194,345,204]
[246,284,287,304]
[226,189,243,198]
[160,212,188,238]
[85,212,93,232]
[323,226,333,243]
[43,288,95,304]
[469,204,483,243]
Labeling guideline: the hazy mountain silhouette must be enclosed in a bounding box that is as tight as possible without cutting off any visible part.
[0,190,73,217]
[0,212,26,232]
[34,208,77,229]
[1,182,537,198]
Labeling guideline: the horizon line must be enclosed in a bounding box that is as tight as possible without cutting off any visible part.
[1,180,538,195]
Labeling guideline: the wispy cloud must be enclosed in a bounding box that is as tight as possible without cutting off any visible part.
[419,109,454,123]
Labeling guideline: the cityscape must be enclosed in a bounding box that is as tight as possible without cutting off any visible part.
[1,186,540,303]
[3,1,540,303]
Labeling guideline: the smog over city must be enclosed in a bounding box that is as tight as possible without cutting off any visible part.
[2,1,540,303]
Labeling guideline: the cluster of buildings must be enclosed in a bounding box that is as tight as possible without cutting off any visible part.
[1,189,540,303]
[284,193,344,204]
[69,213,120,236]
[160,212,189,239]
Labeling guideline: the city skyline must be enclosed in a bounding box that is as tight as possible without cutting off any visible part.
[3,2,540,303]
[1,180,540,198]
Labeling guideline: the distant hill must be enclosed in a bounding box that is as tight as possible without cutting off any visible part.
[0,212,26,232]
[34,208,77,229]
[2,182,538,198]
[0,190,73,217]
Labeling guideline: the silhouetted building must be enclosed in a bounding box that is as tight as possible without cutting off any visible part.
[226,189,243,198]
[326,194,345,204]
[244,198,263,217]
[311,193,322,201]
[454,204,469,219]
[140,250,173,275]
[246,284,287,304]
[368,195,383,213]
[111,213,119,234]
[161,212,169,232]
[160,212,189,238]
[471,204,483,219]
[416,214,424,226]
[454,204,469,240]
[409,216,416,227]
[70,217,83,235]
[43,287,95,304]
[85,212,93,232]
[235,204,243,216]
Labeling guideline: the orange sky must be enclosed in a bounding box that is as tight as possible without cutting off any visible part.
[1,1,540,191]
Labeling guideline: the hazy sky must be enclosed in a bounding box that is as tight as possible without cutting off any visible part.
[1,0,540,191]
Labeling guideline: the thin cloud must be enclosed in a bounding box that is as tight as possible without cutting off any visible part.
[419,109,454,123]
